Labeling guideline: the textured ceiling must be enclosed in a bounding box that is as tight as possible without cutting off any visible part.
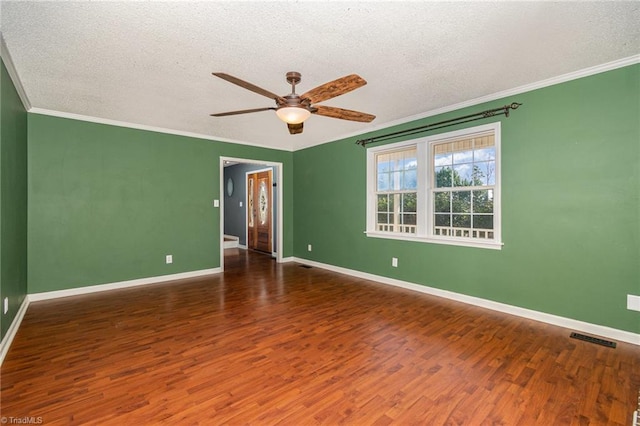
[2,1,639,151]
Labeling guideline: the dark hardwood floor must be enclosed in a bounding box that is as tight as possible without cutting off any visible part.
[1,250,639,425]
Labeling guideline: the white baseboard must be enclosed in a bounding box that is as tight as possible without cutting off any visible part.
[223,235,239,249]
[292,257,640,346]
[0,296,30,366]
[29,268,221,302]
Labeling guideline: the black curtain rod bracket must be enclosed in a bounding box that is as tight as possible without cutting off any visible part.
[356,102,522,147]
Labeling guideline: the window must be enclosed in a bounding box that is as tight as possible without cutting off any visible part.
[375,147,418,234]
[367,122,501,249]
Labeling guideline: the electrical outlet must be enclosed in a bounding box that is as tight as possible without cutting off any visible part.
[307,244,312,252]
[239,201,243,207]
[213,199,220,207]
[392,257,398,267]
[3,297,8,314]
[627,295,640,312]
[166,255,173,264]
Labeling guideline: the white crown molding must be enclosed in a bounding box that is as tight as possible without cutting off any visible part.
[0,296,29,367]
[292,257,640,346]
[12,53,640,153]
[0,34,32,110]
[28,267,221,302]
[27,107,287,152]
[299,54,640,151]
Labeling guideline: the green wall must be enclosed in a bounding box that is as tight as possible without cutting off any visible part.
[293,64,640,334]
[27,115,293,293]
[0,59,28,340]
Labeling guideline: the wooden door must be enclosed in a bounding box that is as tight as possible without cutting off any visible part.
[247,170,272,253]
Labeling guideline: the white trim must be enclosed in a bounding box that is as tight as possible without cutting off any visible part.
[28,268,221,302]
[299,54,640,151]
[291,257,640,346]
[0,296,30,366]
[0,34,31,110]
[280,256,295,263]
[366,122,502,250]
[223,234,239,249]
[364,231,503,250]
[9,55,637,153]
[28,108,282,152]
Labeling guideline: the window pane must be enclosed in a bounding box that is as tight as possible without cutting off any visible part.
[435,214,450,227]
[473,215,493,230]
[474,147,495,161]
[473,190,493,213]
[377,154,390,173]
[377,194,389,212]
[434,191,450,213]
[452,191,471,213]
[376,147,417,192]
[403,213,417,225]
[452,214,471,228]
[392,171,402,190]
[453,150,473,164]
[434,152,452,167]
[404,169,417,190]
[402,193,417,213]
[377,172,390,191]
[471,162,495,186]
[435,166,452,188]
[453,164,472,186]
[377,213,389,224]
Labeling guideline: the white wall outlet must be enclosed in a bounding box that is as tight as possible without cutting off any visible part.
[213,199,220,207]
[166,255,173,264]
[627,294,640,312]
[3,297,8,314]
[392,257,398,267]
[239,201,243,207]
[307,244,312,252]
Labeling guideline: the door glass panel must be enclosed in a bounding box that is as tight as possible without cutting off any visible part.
[248,178,254,227]
[259,181,268,225]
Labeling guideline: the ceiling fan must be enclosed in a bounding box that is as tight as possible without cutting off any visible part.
[210,71,375,135]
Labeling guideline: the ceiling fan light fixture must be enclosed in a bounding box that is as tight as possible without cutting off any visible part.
[276,106,311,124]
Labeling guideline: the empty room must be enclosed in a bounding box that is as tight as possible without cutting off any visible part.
[1,2,639,425]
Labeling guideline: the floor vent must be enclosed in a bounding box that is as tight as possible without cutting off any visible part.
[570,332,616,348]
[299,265,312,269]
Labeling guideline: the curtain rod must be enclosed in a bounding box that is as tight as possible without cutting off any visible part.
[356,102,522,147]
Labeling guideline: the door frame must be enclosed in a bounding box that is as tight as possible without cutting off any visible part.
[219,156,284,271]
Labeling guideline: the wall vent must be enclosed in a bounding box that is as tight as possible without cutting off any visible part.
[570,332,616,348]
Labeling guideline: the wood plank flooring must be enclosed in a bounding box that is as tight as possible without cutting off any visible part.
[2,250,639,425]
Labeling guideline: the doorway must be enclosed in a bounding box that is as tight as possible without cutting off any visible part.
[220,157,283,271]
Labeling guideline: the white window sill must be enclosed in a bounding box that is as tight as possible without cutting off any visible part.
[365,231,503,250]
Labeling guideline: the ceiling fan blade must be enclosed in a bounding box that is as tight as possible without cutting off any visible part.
[301,74,367,104]
[212,73,285,103]
[287,123,304,135]
[312,105,376,122]
[210,107,275,117]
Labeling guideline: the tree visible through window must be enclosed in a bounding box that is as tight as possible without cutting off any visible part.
[432,134,496,239]
[375,148,417,233]
[367,122,501,249]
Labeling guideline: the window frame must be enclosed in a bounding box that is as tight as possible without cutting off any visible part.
[366,122,502,250]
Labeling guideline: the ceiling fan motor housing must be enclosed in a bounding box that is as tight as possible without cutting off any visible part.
[285,71,302,86]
